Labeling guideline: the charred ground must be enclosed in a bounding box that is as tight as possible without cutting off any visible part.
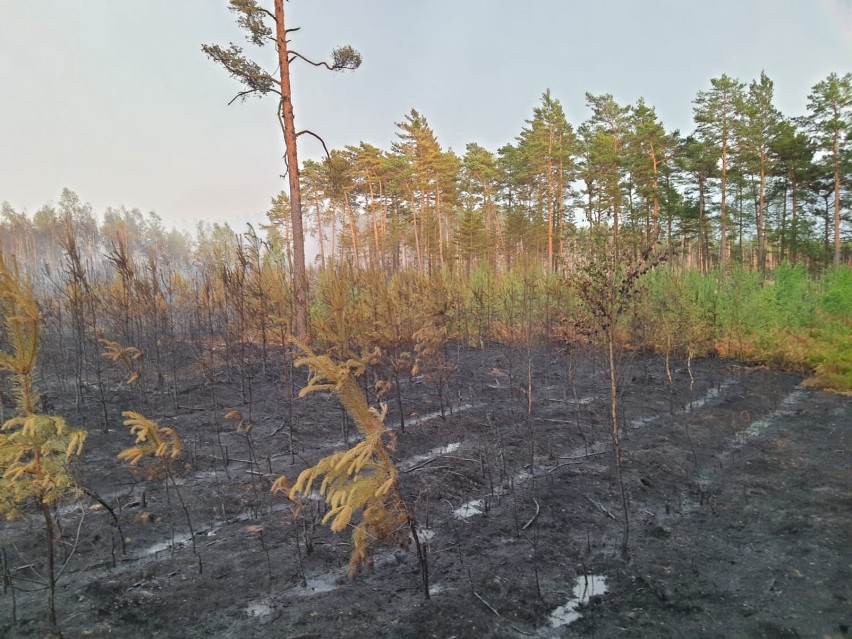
[1,345,849,638]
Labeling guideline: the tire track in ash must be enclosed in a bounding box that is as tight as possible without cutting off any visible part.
[611,381,848,639]
[694,385,806,491]
[633,372,806,523]
[452,373,748,521]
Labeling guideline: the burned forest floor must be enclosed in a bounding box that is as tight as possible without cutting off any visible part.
[1,344,850,638]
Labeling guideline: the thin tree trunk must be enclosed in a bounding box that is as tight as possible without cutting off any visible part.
[833,130,841,266]
[436,187,444,269]
[368,178,381,268]
[607,330,629,558]
[720,109,730,271]
[42,500,59,636]
[547,131,554,271]
[698,174,708,273]
[758,164,766,273]
[412,188,422,272]
[314,194,325,269]
[780,182,788,262]
[330,204,337,263]
[651,147,660,240]
[343,193,360,267]
[791,177,799,265]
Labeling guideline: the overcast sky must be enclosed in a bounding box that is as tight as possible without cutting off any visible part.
[1,0,849,233]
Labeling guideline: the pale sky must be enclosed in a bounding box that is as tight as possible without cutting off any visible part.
[1,0,849,233]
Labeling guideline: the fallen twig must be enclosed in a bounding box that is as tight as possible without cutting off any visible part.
[586,496,616,520]
[443,455,479,464]
[402,456,439,473]
[559,451,607,460]
[521,498,540,531]
[177,405,207,412]
[473,590,500,617]
[547,451,608,474]
[503,621,535,636]
[412,465,451,473]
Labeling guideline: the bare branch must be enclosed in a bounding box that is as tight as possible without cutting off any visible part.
[228,89,261,105]
[228,85,280,105]
[288,50,334,70]
[296,129,332,159]
[288,45,362,72]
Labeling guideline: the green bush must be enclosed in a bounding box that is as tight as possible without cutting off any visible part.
[636,264,852,393]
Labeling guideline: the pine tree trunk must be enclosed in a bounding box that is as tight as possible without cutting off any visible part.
[652,153,660,241]
[720,131,728,271]
[791,177,799,265]
[699,174,708,273]
[547,131,554,271]
[833,130,841,266]
[274,0,309,340]
[780,182,788,262]
[758,164,766,273]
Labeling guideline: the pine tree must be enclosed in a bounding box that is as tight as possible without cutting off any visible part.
[802,72,852,266]
[677,136,719,271]
[516,90,577,270]
[118,412,200,570]
[579,93,631,261]
[461,143,502,270]
[390,110,459,271]
[627,98,678,244]
[346,143,391,269]
[275,346,428,593]
[203,0,361,339]
[735,71,783,272]
[0,253,86,636]
[772,119,816,263]
[694,74,746,270]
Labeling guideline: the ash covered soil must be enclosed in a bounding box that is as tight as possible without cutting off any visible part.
[1,345,850,638]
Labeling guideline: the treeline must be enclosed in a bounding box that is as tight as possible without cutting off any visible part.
[3,72,851,280]
[285,71,851,273]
